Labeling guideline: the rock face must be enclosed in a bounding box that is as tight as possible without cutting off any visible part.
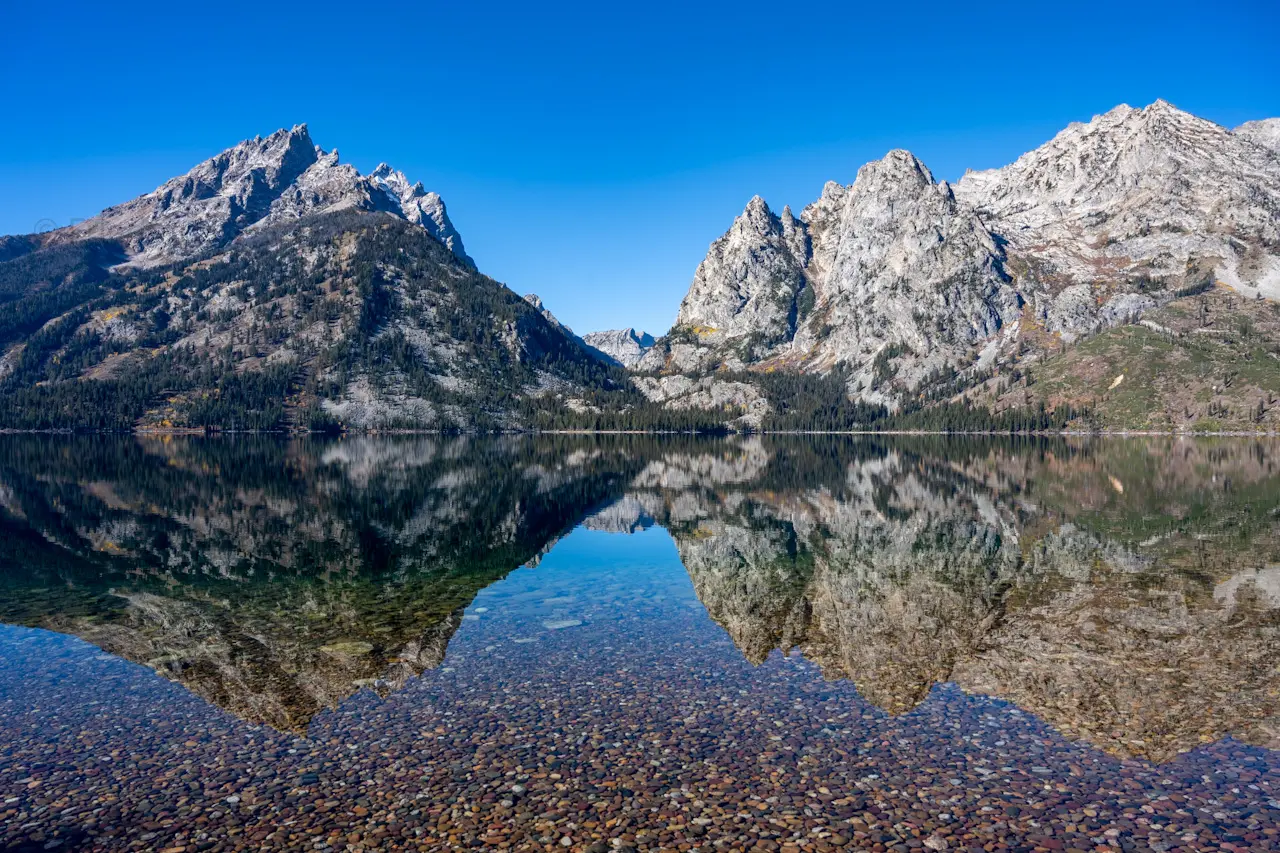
[646,101,1280,408]
[369,164,472,265]
[641,151,1022,400]
[522,293,570,332]
[53,126,319,267]
[649,196,812,374]
[53,125,474,269]
[1235,118,1280,153]
[955,100,1280,299]
[632,374,771,429]
[582,328,655,368]
[798,152,1019,393]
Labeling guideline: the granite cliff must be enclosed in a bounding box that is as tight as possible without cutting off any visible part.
[638,102,1280,428]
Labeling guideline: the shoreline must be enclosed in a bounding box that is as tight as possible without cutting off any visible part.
[2,428,1278,438]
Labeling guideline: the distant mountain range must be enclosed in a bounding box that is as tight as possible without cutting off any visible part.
[582,328,656,368]
[2,102,1279,432]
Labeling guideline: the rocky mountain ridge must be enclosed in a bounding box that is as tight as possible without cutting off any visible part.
[955,100,1280,300]
[1235,117,1280,153]
[50,125,474,268]
[638,101,1280,422]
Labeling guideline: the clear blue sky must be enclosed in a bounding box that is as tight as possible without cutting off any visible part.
[2,1,1277,335]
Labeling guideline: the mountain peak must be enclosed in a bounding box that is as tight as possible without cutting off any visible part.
[742,194,773,218]
[732,195,783,238]
[953,98,1280,296]
[49,126,473,268]
[55,124,320,265]
[523,293,574,335]
[856,149,934,188]
[1234,117,1280,154]
[582,328,656,368]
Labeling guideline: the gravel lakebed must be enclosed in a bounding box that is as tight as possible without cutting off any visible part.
[1,531,1277,853]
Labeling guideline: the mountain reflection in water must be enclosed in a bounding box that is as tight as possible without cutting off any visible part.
[0,435,1277,766]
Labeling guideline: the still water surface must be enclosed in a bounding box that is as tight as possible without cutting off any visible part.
[0,436,1277,852]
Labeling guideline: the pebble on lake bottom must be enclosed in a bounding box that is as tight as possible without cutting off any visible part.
[1,594,1277,853]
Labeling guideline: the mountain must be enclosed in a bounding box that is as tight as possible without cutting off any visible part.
[7,104,1280,434]
[582,328,655,367]
[642,156,1016,392]
[1235,118,1280,154]
[0,128,637,431]
[521,294,628,368]
[638,101,1280,429]
[47,125,475,269]
[522,293,572,332]
[954,100,1280,300]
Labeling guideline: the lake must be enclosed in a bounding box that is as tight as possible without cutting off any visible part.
[0,435,1276,852]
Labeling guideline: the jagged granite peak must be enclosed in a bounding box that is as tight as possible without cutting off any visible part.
[642,194,811,373]
[259,148,393,224]
[802,148,942,278]
[647,148,1018,402]
[369,163,472,266]
[795,148,1016,379]
[581,328,655,368]
[52,125,474,268]
[955,99,1280,297]
[249,151,474,268]
[646,100,1280,412]
[58,124,319,266]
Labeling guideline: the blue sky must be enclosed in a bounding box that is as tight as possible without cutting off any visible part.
[2,1,1277,335]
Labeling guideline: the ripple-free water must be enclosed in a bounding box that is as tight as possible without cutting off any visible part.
[1,435,1276,851]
